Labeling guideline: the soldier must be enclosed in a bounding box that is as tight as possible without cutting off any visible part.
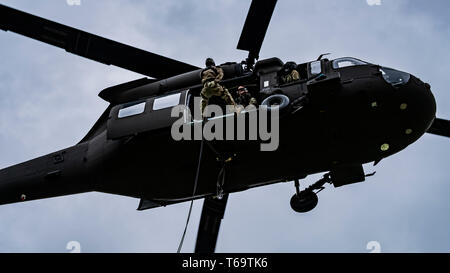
[280,61,300,84]
[200,58,236,117]
[235,86,257,107]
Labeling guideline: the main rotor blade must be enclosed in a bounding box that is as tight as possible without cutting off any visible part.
[194,194,229,253]
[427,117,450,138]
[0,4,199,79]
[237,0,278,61]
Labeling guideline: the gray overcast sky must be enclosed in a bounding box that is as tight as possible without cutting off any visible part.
[0,0,449,252]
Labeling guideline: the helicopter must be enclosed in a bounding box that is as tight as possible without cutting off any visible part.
[1,0,449,253]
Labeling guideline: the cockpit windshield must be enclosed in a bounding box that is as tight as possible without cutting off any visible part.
[379,67,410,86]
[332,57,369,69]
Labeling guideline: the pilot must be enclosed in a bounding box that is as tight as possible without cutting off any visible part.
[280,61,300,84]
[200,58,236,117]
[235,86,257,107]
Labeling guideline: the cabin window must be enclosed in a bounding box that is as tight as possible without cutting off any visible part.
[118,102,146,118]
[332,57,368,69]
[310,61,322,75]
[153,93,181,110]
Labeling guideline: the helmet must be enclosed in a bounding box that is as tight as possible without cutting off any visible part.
[237,86,247,93]
[283,61,297,74]
[205,58,215,67]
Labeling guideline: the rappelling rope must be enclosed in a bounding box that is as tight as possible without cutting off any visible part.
[176,135,205,253]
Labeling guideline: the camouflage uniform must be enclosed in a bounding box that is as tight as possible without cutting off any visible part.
[200,66,236,116]
[281,69,300,84]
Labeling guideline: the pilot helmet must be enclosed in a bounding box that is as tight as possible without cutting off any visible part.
[283,61,297,73]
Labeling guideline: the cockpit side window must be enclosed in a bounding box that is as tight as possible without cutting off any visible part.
[310,61,322,75]
[332,57,368,69]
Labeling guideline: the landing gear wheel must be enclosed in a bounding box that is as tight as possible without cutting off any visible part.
[290,191,318,213]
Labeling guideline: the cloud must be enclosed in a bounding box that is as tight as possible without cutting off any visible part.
[0,0,449,252]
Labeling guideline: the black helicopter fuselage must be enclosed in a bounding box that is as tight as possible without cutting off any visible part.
[2,1,448,254]
[0,57,436,208]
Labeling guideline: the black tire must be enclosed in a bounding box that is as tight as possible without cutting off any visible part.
[290,191,318,213]
[261,94,290,112]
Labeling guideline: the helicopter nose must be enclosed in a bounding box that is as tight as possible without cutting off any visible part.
[393,74,436,142]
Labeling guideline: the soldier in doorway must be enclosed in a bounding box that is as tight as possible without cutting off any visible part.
[200,58,236,117]
[280,61,300,84]
[235,86,257,107]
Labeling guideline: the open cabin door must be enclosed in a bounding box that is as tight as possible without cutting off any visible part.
[107,90,189,140]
